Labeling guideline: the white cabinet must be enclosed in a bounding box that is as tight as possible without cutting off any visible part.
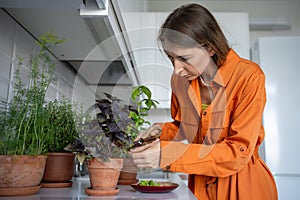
[213,12,250,60]
[121,12,172,108]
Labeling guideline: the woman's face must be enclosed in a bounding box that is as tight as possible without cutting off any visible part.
[163,39,214,81]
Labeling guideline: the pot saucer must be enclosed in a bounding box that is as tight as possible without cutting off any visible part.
[0,185,41,196]
[85,187,120,196]
[118,178,139,185]
[41,181,73,188]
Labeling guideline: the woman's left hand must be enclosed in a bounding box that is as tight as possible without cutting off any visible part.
[129,138,161,169]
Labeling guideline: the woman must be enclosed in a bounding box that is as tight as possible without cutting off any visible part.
[130,3,278,200]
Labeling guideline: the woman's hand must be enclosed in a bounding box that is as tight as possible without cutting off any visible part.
[136,123,164,141]
[129,138,161,169]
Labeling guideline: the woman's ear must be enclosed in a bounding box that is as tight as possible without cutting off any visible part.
[207,47,216,57]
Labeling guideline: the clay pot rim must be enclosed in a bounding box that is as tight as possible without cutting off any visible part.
[0,155,47,162]
[88,158,124,170]
[0,155,47,157]
[46,152,75,157]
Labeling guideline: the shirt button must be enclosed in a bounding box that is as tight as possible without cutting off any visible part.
[203,111,207,115]
[166,166,171,170]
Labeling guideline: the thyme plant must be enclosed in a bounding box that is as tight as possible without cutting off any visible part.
[45,98,83,152]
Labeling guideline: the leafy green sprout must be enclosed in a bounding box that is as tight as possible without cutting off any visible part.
[138,180,161,186]
[129,85,159,138]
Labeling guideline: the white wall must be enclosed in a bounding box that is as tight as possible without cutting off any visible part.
[0,9,92,111]
[127,0,300,50]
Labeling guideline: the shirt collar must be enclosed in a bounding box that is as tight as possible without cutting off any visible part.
[214,49,240,87]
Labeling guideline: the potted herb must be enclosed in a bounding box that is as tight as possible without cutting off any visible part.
[0,32,64,196]
[78,117,125,196]
[68,85,159,196]
[118,85,160,184]
[94,85,159,153]
[41,98,84,188]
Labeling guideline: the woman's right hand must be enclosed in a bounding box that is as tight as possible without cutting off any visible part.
[135,123,164,141]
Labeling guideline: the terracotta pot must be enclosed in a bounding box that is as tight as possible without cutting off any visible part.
[87,158,123,190]
[42,152,75,183]
[0,155,47,188]
[118,157,138,185]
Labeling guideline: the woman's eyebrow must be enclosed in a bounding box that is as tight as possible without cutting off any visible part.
[164,50,192,58]
[176,54,192,58]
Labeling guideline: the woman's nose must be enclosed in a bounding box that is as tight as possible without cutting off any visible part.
[174,68,183,75]
[173,60,184,75]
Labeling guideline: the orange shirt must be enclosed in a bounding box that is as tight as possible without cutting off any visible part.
[159,49,278,200]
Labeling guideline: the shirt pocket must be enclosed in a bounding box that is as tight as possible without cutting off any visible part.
[203,108,231,144]
[180,109,201,142]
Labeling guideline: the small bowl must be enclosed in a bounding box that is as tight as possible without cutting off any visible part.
[131,182,179,193]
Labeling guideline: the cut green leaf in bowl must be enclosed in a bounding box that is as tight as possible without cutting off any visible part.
[131,180,179,193]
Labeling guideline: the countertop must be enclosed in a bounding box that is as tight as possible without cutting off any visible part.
[0,171,197,200]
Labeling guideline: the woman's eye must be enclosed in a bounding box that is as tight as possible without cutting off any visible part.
[179,57,188,62]
[167,55,189,63]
